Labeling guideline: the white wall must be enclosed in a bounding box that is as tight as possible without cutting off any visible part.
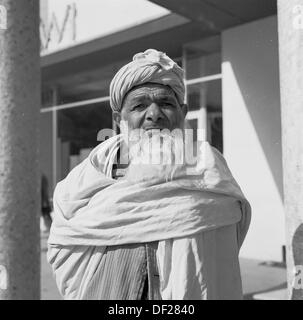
[222,16,285,262]
[40,0,169,54]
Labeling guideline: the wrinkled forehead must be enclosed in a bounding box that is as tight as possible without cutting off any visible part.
[123,82,178,103]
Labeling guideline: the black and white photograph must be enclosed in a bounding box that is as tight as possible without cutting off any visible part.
[0,0,302,305]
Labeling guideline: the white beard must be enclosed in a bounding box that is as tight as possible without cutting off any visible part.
[124,128,186,184]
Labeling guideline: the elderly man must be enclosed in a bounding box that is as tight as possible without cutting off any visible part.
[48,49,251,300]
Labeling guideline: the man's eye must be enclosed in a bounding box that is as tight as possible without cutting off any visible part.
[133,104,145,110]
[162,102,174,107]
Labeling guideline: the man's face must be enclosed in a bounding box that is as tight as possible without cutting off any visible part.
[117,83,187,132]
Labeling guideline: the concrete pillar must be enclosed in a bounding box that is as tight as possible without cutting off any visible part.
[277,0,303,300]
[0,0,40,299]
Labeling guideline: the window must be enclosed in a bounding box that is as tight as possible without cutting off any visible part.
[39,97,112,190]
[183,35,223,153]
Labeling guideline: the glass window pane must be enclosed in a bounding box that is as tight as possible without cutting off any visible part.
[186,80,223,153]
[56,101,113,183]
[39,111,54,192]
[208,112,223,154]
[186,52,221,80]
[187,80,222,112]
[187,118,198,143]
[184,35,221,80]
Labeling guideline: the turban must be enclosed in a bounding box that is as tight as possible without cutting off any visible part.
[109,49,185,112]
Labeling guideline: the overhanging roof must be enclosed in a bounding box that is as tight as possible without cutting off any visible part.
[42,13,205,84]
[149,0,277,31]
[41,1,277,98]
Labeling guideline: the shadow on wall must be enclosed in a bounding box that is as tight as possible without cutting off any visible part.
[223,16,283,202]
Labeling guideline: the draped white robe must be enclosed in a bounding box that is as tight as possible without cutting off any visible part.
[48,135,251,299]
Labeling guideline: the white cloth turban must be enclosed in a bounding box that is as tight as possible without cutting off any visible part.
[109,49,185,112]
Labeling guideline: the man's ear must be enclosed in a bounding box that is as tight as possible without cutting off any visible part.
[113,111,121,128]
[181,104,188,118]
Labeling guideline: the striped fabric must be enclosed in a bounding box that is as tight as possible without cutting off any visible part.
[82,163,161,300]
[82,242,161,300]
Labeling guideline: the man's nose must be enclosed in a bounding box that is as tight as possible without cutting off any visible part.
[146,103,164,123]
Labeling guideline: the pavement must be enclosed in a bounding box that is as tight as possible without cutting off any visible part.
[41,232,62,300]
[41,232,287,300]
[240,259,286,300]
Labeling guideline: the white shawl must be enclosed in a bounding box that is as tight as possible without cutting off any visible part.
[48,134,251,299]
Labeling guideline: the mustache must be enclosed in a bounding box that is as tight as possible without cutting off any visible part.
[128,129,185,165]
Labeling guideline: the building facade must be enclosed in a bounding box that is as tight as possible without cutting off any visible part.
[40,0,285,262]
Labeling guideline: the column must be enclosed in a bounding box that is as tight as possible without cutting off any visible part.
[278,0,303,300]
[0,0,40,299]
